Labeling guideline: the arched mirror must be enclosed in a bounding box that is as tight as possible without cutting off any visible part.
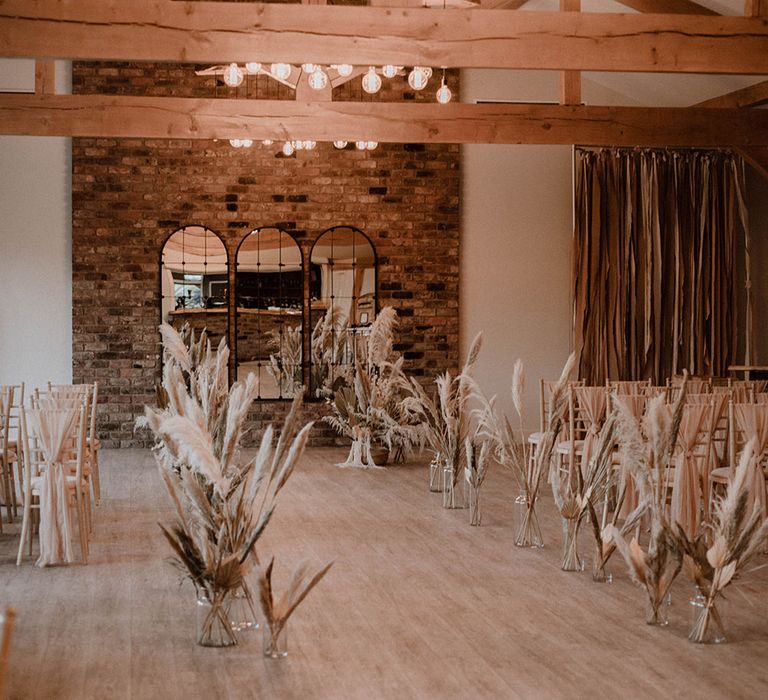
[309,226,376,399]
[161,225,229,345]
[236,227,303,399]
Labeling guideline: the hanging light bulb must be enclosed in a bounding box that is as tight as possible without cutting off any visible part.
[241,139,253,148]
[244,62,262,75]
[436,74,452,105]
[282,141,295,156]
[261,139,274,146]
[334,64,353,77]
[229,138,243,148]
[307,67,329,90]
[301,63,318,74]
[223,63,244,88]
[407,66,431,91]
[355,141,367,150]
[271,63,292,81]
[366,141,378,150]
[293,140,305,151]
[333,140,348,149]
[381,65,399,79]
[303,140,317,150]
[361,67,382,94]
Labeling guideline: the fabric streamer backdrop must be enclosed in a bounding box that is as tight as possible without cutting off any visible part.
[573,148,751,385]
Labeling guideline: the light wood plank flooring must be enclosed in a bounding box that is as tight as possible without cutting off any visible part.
[1,448,767,699]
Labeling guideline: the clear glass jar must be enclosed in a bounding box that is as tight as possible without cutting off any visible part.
[263,621,288,658]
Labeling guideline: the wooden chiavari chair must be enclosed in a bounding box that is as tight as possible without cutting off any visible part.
[47,383,101,504]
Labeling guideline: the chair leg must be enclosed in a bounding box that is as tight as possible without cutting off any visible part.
[16,499,31,566]
[90,448,101,505]
[75,490,88,564]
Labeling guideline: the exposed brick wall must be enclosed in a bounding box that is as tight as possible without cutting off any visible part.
[72,62,460,447]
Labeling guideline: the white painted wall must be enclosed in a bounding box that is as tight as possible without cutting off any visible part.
[460,71,574,427]
[0,60,72,389]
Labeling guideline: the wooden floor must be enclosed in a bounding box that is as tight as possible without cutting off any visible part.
[1,447,767,699]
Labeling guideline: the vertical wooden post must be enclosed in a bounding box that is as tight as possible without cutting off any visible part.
[560,0,581,106]
[35,60,56,95]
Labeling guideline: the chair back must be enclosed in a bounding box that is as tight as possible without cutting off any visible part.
[47,383,98,444]
[607,379,651,396]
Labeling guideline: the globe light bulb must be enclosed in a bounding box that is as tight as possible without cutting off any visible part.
[305,140,317,150]
[282,141,295,156]
[355,141,367,150]
[301,63,317,74]
[244,62,262,75]
[436,80,452,104]
[293,140,304,151]
[335,64,353,77]
[361,67,382,94]
[241,139,253,148]
[229,139,242,148]
[366,141,378,150]
[410,66,435,91]
[223,63,244,88]
[381,65,399,79]
[333,141,348,149]
[261,139,274,146]
[271,63,292,81]
[307,68,329,90]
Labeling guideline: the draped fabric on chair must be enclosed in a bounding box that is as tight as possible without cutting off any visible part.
[574,387,606,476]
[732,404,768,520]
[573,148,750,385]
[670,404,711,539]
[614,393,645,518]
[27,407,79,567]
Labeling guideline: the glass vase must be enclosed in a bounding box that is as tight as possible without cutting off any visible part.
[429,456,443,492]
[591,543,613,583]
[263,621,288,658]
[228,581,259,633]
[468,483,481,526]
[645,591,672,627]
[196,589,238,647]
[688,590,726,644]
[561,517,583,572]
[442,465,466,509]
[514,490,543,548]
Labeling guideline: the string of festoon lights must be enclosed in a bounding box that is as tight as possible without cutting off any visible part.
[228,139,379,153]
[219,62,450,102]
[215,62,450,153]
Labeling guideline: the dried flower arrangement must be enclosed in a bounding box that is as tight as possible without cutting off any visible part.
[464,436,492,526]
[608,384,686,625]
[324,307,424,469]
[139,324,324,647]
[310,307,352,400]
[471,354,575,547]
[266,325,303,397]
[551,410,617,572]
[259,558,334,657]
[402,332,483,505]
[674,441,768,643]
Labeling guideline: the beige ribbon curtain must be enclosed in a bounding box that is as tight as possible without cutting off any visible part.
[27,407,79,567]
[573,148,750,385]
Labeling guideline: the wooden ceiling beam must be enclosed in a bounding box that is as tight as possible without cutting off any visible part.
[0,2,766,74]
[0,94,766,147]
[695,79,768,108]
[612,1,718,14]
